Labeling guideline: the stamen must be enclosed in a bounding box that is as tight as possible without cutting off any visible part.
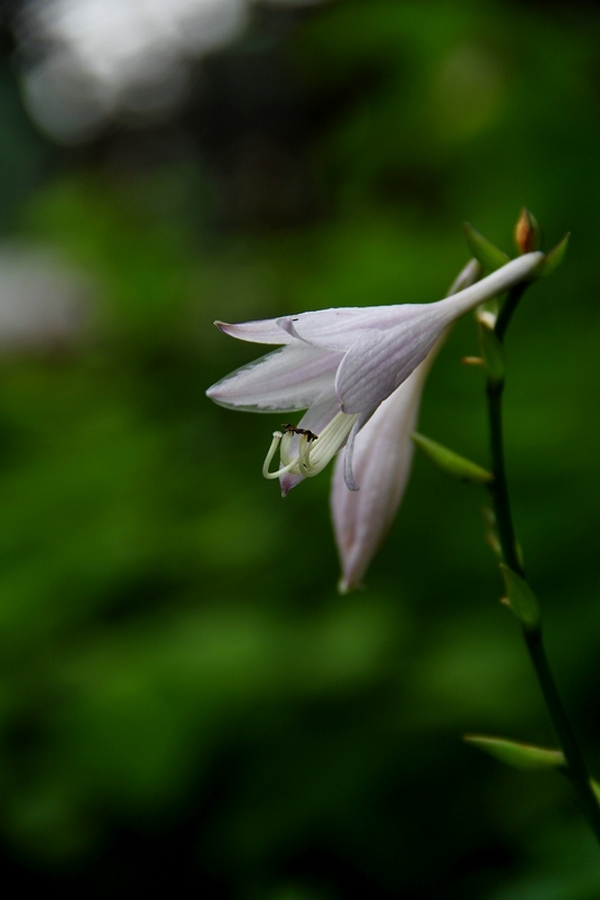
[263,431,309,480]
[262,411,361,483]
[261,431,292,479]
[262,431,282,478]
[298,411,360,476]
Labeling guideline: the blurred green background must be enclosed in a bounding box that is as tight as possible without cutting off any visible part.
[0,0,599,896]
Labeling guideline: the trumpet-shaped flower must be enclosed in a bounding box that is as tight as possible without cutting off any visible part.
[330,259,481,593]
[206,251,542,494]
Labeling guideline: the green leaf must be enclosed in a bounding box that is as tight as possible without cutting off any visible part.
[412,433,494,483]
[534,233,570,278]
[463,223,510,271]
[499,564,541,630]
[464,735,565,770]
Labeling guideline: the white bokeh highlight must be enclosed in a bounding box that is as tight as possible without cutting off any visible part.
[16,0,329,143]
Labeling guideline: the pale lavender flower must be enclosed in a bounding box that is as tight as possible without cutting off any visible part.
[330,259,481,593]
[206,252,542,495]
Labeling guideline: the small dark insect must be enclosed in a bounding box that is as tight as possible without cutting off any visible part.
[282,423,319,442]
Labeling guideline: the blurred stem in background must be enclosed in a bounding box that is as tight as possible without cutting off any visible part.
[486,272,600,848]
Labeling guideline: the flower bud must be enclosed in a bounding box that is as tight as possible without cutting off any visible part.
[514,208,542,254]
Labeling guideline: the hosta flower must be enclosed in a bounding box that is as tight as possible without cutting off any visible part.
[330,259,481,593]
[206,251,542,494]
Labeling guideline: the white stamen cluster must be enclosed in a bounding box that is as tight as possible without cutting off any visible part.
[263,411,359,480]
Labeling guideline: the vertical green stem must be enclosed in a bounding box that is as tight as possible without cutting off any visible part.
[486,378,522,576]
[524,628,600,842]
[487,284,600,845]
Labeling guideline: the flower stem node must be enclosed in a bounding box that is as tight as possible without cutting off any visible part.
[499,563,541,631]
[464,735,565,770]
[412,433,494,483]
[483,507,502,557]
[463,222,510,271]
[514,208,542,254]
[479,320,505,385]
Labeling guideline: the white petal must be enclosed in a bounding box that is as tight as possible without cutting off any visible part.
[445,258,482,296]
[336,251,544,415]
[429,251,544,319]
[206,343,342,411]
[335,305,449,416]
[278,253,541,350]
[331,356,433,592]
[216,307,397,350]
[330,256,487,591]
[279,471,304,495]
[341,417,363,491]
[275,306,417,351]
[294,397,345,434]
[215,319,296,345]
[216,253,541,352]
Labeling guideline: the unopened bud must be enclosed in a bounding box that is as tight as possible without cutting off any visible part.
[514,208,541,254]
